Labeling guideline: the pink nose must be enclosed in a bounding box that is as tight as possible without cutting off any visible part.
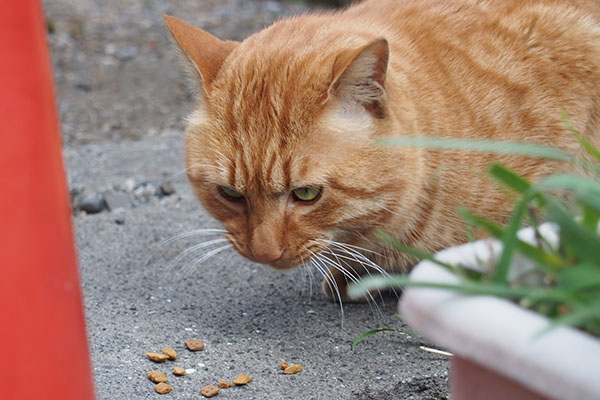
[251,248,284,263]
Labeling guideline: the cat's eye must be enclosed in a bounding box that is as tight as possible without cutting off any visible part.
[219,186,244,201]
[292,186,321,203]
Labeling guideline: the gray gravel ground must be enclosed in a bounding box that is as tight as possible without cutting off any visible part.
[51,0,450,398]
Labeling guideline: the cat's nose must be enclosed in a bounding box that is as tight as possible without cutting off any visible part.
[251,247,284,263]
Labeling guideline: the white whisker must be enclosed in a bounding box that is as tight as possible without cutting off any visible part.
[318,238,400,300]
[181,244,233,275]
[308,250,345,324]
[317,248,383,318]
[161,228,228,245]
[146,228,228,266]
[169,238,229,271]
[298,252,314,303]
[320,238,383,256]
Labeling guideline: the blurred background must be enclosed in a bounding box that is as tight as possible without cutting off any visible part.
[43,0,354,146]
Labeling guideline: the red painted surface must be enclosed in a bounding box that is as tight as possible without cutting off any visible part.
[0,1,95,399]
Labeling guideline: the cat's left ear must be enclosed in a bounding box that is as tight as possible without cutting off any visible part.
[328,39,389,118]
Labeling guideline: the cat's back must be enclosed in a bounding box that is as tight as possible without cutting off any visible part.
[223,0,600,147]
[347,0,600,26]
[337,0,600,146]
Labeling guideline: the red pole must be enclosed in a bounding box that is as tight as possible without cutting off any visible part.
[0,1,95,399]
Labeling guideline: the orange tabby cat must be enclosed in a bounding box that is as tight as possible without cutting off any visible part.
[165,0,600,301]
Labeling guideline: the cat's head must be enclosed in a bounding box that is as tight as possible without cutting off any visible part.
[165,15,410,269]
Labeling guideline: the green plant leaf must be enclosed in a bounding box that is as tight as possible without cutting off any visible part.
[546,201,600,262]
[458,207,504,237]
[545,301,600,334]
[349,275,575,303]
[488,163,533,194]
[491,186,540,283]
[537,173,600,195]
[557,263,600,291]
[352,328,399,351]
[377,136,574,161]
[375,231,457,272]
[579,192,600,232]
[561,110,600,163]
[459,207,563,271]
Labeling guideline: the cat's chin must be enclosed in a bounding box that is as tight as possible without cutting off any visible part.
[250,256,303,271]
[262,259,301,271]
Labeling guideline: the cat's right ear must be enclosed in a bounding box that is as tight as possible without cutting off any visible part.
[164,15,238,97]
[328,39,389,118]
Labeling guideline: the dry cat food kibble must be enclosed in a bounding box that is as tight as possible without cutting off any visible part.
[155,382,172,394]
[146,352,170,362]
[283,364,303,375]
[147,370,168,383]
[184,339,205,351]
[200,385,220,398]
[280,361,288,370]
[233,374,253,385]
[162,346,178,360]
[172,366,186,376]
[217,381,232,389]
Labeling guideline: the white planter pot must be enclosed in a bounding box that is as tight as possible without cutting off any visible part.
[400,223,600,400]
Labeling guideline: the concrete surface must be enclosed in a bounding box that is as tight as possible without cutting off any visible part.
[65,132,449,399]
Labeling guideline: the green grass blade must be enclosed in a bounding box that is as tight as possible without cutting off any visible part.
[537,173,600,195]
[544,301,600,335]
[348,275,575,303]
[488,163,533,194]
[377,136,574,162]
[458,207,504,237]
[546,201,600,261]
[491,187,540,283]
[561,110,600,163]
[375,231,458,272]
[557,262,600,291]
[578,191,600,214]
[352,328,399,351]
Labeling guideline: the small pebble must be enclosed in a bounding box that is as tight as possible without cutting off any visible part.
[74,82,92,92]
[78,194,107,214]
[116,46,138,61]
[104,191,133,211]
[160,181,175,196]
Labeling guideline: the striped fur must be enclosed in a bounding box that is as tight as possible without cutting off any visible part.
[166,0,600,301]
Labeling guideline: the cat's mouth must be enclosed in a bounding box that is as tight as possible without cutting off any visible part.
[249,251,307,270]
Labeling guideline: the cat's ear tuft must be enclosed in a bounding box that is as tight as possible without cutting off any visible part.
[328,39,389,118]
[164,14,239,96]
